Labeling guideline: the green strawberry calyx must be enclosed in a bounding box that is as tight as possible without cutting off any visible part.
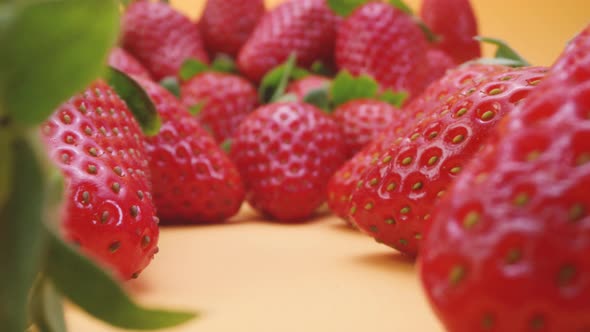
[473,36,531,67]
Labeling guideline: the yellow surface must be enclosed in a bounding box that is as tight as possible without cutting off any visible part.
[67,1,589,331]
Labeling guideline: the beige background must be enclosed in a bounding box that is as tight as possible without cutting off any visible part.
[67,1,589,331]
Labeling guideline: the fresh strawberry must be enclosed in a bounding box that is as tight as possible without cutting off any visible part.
[424,49,456,85]
[420,26,590,332]
[41,80,159,280]
[230,102,346,221]
[334,99,406,158]
[348,65,548,255]
[108,47,152,80]
[180,72,258,143]
[121,1,209,80]
[199,0,266,57]
[327,64,508,223]
[335,2,429,100]
[420,0,481,63]
[134,76,245,224]
[286,75,331,101]
[237,0,340,83]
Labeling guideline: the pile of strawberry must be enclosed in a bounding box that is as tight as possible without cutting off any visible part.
[41,0,590,329]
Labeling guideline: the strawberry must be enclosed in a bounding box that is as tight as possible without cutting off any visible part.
[327,64,508,223]
[237,0,340,83]
[334,99,406,158]
[41,80,159,280]
[199,0,266,57]
[108,47,152,80]
[121,0,209,81]
[335,2,430,100]
[420,0,481,63]
[230,102,346,221]
[420,26,590,332]
[180,72,258,143]
[286,75,332,101]
[348,65,548,255]
[424,49,456,85]
[134,76,245,224]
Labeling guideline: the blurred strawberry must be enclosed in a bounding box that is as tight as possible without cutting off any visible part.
[135,77,245,224]
[420,0,481,63]
[122,0,209,80]
[200,0,266,57]
[41,80,159,280]
[286,75,331,101]
[180,72,258,143]
[424,49,456,85]
[108,47,152,80]
[238,0,340,83]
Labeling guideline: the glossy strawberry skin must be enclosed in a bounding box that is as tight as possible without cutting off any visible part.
[420,26,590,332]
[286,75,331,101]
[238,0,340,83]
[335,2,429,100]
[41,81,159,280]
[230,102,347,221]
[424,49,456,85]
[420,0,481,63]
[180,72,258,143]
[327,64,508,223]
[108,47,152,80]
[135,77,245,224]
[199,0,265,57]
[122,1,209,80]
[348,66,548,255]
[334,99,406,158]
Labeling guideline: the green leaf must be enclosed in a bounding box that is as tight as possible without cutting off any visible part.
[416,19,440,43]
[0,135,47,332]
[310,61,335,77]
[220,139,232,153]
[0,125,11,212]
[45,228,198,330]
[475,36,531,67]
[107,67,162,136]
[189,101,207,116]
[0,0,120,126]
[378,90,408,107]
[326,0,367,16]
[30,277,67,332]
[211,54,237,74]
[387,0,413,14]
[179,58,209,81]
[159,77,181,98]
[330,70,379,107]
[303,88,331,111]
[258,53,298,103]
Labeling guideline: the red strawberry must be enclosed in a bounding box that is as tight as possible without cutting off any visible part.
[348,65,548,255]
[237,0,340,83]
[108,47,152,80]
[134,76,245,224]
[41,80,159,280]
[199,0,266,57]
[286,75,331,101]
[424,49,456,85]
[420,0,481,63]
[334,99,406,158]
[420,26,590,332]
[230,102,346,221]
[122,1,209,80]
[327,64,508,223]
[335,2,429,100]
[180,72,258,143]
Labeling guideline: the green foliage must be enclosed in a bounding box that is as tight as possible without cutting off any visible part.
[159,77,181,98]
[378,90,408,108]
[0,126,10,211]
[30,277,67,332]
[303,88,331,111]
[211,54,238,74]
[330,71,379,107]
[0,0,120,125]
[179,59,209,81]
[475,36,531,67]
[387,0,413,14]
[326,0,367,16]
[259,53,308,103]
[0,136,47,332]
[189,101,207,116]
[107,68,162,136]
[46,229,198,330]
